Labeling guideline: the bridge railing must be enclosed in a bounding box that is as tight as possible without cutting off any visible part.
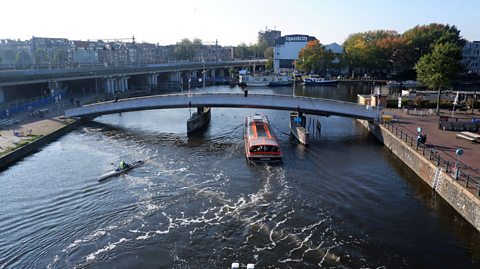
[382,121,480,196]
[0,59,267,82]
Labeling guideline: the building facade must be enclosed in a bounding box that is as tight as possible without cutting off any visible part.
[463,41,480,75]
[258,29,281,47]
[70,40,100,66]
[0,35,254,70]
[0,39,31,68]
[31,37,70,68]
[273,34,316,74]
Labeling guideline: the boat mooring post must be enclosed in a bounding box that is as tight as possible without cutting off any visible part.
[316,119,321,136]
[308,117,313,139]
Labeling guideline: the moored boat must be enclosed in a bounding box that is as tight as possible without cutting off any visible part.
[239,75,270,86]
[187,106,211,133]
[239,74,293,87]
[268,74,293,86]
[244,114,283,163]
[98,160,144,182]
[289,111,309,145]
[303,75,338,85]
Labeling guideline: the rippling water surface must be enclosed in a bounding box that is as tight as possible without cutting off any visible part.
[0,84,479,268]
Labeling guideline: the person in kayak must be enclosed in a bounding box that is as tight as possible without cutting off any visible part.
[119,160,130,170]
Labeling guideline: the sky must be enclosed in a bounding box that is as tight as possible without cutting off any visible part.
[1,0,479,46]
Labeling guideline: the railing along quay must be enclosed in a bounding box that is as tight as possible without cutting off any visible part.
[382,121,480,196]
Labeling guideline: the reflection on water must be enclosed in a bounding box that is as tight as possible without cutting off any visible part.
[0,84,478,268]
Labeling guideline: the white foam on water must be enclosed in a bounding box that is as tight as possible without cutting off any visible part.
[85,238,128,262]
[63,230,107,253]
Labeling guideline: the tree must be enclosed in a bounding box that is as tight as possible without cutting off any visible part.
[52,48,67,67]
[415,42,463,115]
[228,67,238,77]
[375,35,407,75]
[2,49,16,67]
[264,47,273,59]
[296,40,335,74]
[192,38,203,47]
[403,23,465,74]
[15,50,32,68]
[192,38,204,58]
[234,43,255,59]
[343,30,401,76]
[174,38,195,60]
[264,47,273,71]
[35,48,48,67]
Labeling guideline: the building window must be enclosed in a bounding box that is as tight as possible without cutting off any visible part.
[279,59,294,69]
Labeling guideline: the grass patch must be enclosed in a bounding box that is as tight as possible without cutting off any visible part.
[0,135,43,157]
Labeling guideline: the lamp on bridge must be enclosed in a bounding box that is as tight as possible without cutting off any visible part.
[202,57,206,88]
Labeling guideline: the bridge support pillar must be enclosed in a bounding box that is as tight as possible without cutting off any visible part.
[48,80,63,96]
[104,77,116,95]
[146,73,158,88]
[117,76,129,92]
[0,86,5,104]
[168,72,182,82]
[211,69,216,85]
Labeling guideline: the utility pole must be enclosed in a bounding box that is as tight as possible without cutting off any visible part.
[471,89,476,115]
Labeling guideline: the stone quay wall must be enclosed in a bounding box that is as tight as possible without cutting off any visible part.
[0,120,82,171]
[359,120,480,232]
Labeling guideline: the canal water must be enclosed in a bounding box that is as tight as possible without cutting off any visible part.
[0,84,479,268]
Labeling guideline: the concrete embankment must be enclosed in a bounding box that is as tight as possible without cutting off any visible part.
[360,120,480,232]
[0,119,82,171]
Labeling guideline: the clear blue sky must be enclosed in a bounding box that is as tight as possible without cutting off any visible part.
[1,0,478,46]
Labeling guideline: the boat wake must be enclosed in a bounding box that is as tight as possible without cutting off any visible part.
[49,154,349,268]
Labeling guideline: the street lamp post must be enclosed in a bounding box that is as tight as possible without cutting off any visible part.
[202,58,206,88]
[454,148,463,180]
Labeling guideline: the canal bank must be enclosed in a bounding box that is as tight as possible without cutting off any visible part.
[360,118,480,232]
[0,117,82,170]
[0,93,99,170]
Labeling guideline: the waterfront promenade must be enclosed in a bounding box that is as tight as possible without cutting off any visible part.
[0,94,94,155]
[384,108,480,176]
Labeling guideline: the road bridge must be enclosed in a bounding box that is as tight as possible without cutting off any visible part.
[0,60,266,86]
[65,93,381,121]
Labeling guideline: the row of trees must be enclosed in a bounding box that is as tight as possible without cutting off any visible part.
[342,23,464,78]
[0,48,70,68]
[0,49,34,68]
[295,23,465,80]
[173,38,273,61]
[294,23,466,115]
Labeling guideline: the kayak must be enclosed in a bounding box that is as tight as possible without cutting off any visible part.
[98,160,144,182]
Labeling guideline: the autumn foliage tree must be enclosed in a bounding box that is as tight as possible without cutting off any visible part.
[403,23,465,70]
[343,30,404,77]
[296,40,335,75]
[342,23,465,79]
[415,42,464,115]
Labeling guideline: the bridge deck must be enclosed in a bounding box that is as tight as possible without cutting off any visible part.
[65,93,381,121]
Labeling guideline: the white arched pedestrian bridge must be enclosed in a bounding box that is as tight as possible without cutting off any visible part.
[65,93,381,121]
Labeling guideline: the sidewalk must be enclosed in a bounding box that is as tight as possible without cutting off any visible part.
[384,108,480,176]
[0,94,97,155]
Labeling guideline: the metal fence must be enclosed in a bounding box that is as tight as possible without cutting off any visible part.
[382,121,480,196]
[0,89,69,118]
